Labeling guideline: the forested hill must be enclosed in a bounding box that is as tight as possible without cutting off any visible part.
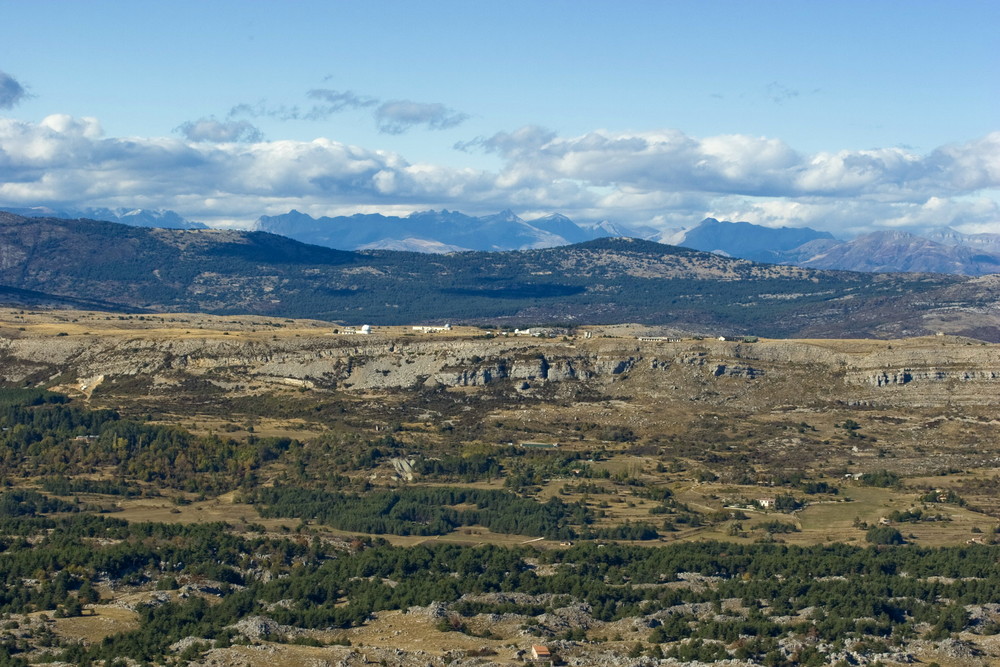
[1,211,997,339]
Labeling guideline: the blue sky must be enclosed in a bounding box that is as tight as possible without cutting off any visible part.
[1,0,997,236]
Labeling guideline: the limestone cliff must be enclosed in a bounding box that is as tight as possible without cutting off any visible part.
[3,323,999,409]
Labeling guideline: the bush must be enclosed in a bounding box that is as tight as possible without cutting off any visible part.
[156,576,179,591]
[858,470,902,488]
[866,525,905,545]
[759,520,799,534]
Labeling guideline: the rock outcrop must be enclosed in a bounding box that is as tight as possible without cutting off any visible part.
[3,326,1000,410]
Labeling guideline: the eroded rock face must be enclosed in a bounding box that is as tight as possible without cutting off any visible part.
[3,329,1000,408]
[862,368,1000,386]
[712,364,764,379]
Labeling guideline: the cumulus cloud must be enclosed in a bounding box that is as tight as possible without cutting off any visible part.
[704,196,1000,239]
[0,70,29,109]
[0,114,497,219]
[1,113,998,234]
[175,117,263,143]
[460,127,801,196]
[926,132,1000,191]
[461,126,1000,203]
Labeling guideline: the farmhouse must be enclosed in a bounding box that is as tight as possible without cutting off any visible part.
[530,645,552,662]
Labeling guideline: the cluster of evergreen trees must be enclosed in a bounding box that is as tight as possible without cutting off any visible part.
[250,485,593,539]
[0,389,292,492]
[0,499,996,665]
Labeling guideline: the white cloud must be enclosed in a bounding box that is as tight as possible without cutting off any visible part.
[926,132,1000,192]
[0,115,493,218]
[0,114,998,234]
[478,127,920,199]
[703,196,1000,239]
[880,196,1000,232]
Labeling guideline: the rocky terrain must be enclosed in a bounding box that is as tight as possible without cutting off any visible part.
[4,311,999,409]
[4,309,1000,485]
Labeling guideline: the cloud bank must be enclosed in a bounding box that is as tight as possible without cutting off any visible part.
[0,113,997,233]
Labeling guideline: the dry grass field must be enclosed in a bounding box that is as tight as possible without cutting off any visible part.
[51,607,140,645]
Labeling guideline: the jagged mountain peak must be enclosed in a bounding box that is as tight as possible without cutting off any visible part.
[531,212,572,222]
[479,208,525,224]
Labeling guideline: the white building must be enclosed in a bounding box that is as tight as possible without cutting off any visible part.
[412,324,452,333]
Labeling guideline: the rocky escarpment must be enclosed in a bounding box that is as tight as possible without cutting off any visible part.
[2,329,1000,407]
[864,368,1000,387]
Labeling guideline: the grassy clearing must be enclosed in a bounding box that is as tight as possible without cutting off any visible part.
[113,495,289,528]
[51,606,140,645]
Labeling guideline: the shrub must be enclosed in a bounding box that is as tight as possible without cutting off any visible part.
[866,525,905,545]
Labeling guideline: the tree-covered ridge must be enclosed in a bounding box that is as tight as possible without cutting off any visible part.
[0,212,985,338]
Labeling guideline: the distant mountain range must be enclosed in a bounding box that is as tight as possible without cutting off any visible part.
[0,206,207,229]
[0,205,656,253]
[4,210,1000,340]
[252,209,655,252]
[4,204,1000,276]
[675,219,1000,276]
[674,218,836,262]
